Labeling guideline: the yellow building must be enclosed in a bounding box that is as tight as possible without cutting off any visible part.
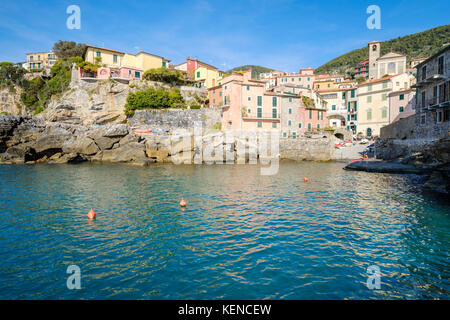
[356,73,414,136]
[194,66,224,88]
[174,57,224,89]
[84,45,170,71]
[313,79,338,90]
[26,51,57,71]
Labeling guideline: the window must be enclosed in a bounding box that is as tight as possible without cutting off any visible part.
[257,121,262,128]
[219,72,222,77]
[96,51,101,57]
[30,56,33,61]
[247,85,250,91]
[382,82,388,89]
[327,84,330,88]
[367,96,372,103]
[368,84,372,92]
[421,66,427,81]
[224,96,227,105]
[272,122,277,128]
[272,108,277,118]
[298,123,302,128]
[248,97,251,101]
[197,71,200,78]
[248,109,251,113]
[288,120,292,126]
[219,92,222,97]
[283,132,287,137]
[351,90,355,98]
[213,99,215,104]
[162,61,167,67]
[38,55,40,61]
[309,109,312,119]
[382,93,387,101]
[257,96,262,106]
[317,124,320,129]
[292,132,297,138]
[382,109,387,118]
[257,108,262,118]
[332,105,336,110]
[113,54,118,63]
[308,123,311,130]
[272,97,277,107]
[367,111,372,120]
[342,92,346,99]
[307,85,310,88]
[289,97,292,102]
[318,111,320,120]
[399,106,404,112]
[289,108,292,114]
[399,94,404,100]
[307,77,310,81]
[438,56,444,74]
[135,71,140,78]
[292,78,294,82]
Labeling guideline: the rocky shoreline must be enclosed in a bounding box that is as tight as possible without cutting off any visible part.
[344,137,450,194]
[0,114,342,165]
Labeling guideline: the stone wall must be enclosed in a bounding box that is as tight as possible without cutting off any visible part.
[129,108,222,132]
[0,86,26,116]
[280,137,336,161]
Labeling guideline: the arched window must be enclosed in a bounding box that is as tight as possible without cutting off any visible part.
[372,45,377,51]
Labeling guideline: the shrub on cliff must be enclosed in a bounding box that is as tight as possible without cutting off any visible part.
[0,62,26,87]
[143,68,184,84]
[125,87,185,116]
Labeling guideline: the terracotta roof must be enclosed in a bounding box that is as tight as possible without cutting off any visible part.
[85,45,125,54]
[358,75,398,86]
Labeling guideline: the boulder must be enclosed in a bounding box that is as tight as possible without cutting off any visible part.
[101,142,147,162]
[62,136,99,155]
[102,124,129,137]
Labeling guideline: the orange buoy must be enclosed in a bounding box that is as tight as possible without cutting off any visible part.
[180,198,187,207]
[303,177,309,183]
[87,208,96,220]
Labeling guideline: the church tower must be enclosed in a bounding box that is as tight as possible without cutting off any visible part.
[368,41,381,79]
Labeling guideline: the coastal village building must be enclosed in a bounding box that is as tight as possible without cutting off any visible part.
[346,87,358,133]
[82,45,170,80]
[389,88,416,123]
[356,73,414,136]
[355,59,369,79]
[318,88,349,129]
[367,41,407,80]
[26,51,57,72]
[413,45,450,135]
[208,85,223,107]
[221,70,327,134]
[174,57,224,89]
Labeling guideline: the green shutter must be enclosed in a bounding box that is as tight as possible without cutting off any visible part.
[257,96,262,106]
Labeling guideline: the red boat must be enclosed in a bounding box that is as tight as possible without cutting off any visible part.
[133,129,152,133]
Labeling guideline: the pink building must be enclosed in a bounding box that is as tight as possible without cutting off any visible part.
[222,69,280,131]
[389,89,416,123]
[208,85,223,107]
[78,66,143,80]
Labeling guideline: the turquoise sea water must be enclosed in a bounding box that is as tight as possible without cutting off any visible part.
[0,162,448,299]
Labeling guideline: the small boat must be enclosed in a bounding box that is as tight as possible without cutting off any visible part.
[133,129,152,133]
[352,158,363,161]
[335,144,345,149]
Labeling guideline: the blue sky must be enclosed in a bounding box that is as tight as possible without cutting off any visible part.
[0,0,448,72]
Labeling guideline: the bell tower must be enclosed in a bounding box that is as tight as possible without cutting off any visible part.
[368,41,381,79]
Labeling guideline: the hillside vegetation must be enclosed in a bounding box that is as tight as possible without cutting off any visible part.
[227,65,274,79]
[315,24,450,76]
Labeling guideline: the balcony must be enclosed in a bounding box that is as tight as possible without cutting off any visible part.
[242,113,280,121]
[426,97,450,110]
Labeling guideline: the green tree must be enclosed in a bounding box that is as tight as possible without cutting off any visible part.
[143,67,184,84]
[125,87,185,116]
[52,40,86,59]
[0,62,26,86]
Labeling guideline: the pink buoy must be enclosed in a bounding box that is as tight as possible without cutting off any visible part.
[87,208,96,220]
[179,198,187,207]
